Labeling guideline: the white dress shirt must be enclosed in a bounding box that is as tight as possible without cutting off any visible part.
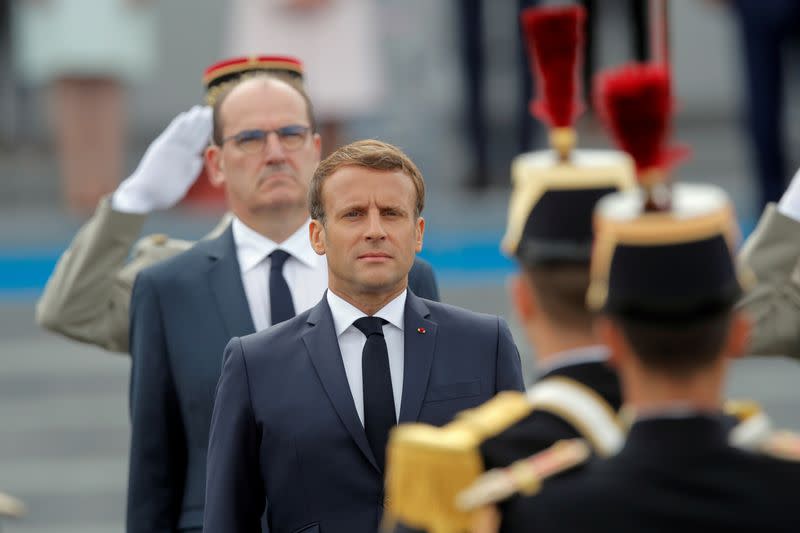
[232,217,328,331]
[326,289,406,425]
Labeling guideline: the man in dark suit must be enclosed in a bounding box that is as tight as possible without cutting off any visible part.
[126,77,439,533]
[203,139,525,533]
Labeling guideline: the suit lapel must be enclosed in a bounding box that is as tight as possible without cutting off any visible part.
[205,226,256,339]
[303,297,380,473]
[398,292,438,423]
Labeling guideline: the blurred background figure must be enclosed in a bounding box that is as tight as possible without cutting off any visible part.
[458,0,649,189]
[223,0,382,156]
[11,0,157,215]
[724,0,800,208]
[456,0,541,190]
[0,1,15,148]
[578,0,649,105]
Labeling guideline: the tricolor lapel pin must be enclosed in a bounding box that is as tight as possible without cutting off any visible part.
[417,327,426,334]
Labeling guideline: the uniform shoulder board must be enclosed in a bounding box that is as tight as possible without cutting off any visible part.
[457,438,590,511]
[384,392,532,533]
[725,399,773,449]
[758,430,800,462]
[132,233,193,257]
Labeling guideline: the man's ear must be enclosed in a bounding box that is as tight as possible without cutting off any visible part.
[414,217,425,253]
[309,219,326,256]
[724,311,751,361]
[509,272,538,324]
[205,145,225,188]
[595,316,627,370]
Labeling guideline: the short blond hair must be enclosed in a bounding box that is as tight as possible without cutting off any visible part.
[309,139,425,222]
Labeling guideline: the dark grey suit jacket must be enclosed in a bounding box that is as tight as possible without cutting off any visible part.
[203,292,525,533]
[126,226,440,532]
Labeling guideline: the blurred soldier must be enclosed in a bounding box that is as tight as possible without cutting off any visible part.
[384,7,638,533]
[462,63,800,533]
[36,55,439,355]
[737,167,800,359]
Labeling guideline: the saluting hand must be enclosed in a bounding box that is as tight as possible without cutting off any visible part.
[113,105,212,214]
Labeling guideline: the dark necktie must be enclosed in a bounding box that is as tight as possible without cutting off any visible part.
[353,316,396,472]
[269,249,295,325]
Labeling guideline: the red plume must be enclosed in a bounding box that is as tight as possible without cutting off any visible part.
[593,63,689,175]
[520,5,586,128]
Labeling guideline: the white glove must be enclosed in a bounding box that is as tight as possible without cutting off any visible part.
[113,105,212,214]
[778,166,800,222]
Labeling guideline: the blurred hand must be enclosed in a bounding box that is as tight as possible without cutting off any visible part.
[113,106,212,214]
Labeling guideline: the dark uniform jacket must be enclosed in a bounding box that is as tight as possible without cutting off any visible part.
[502,415,800,533]
[481,353,622,469]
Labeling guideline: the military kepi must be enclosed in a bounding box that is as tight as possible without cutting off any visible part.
[202,55,304,105]
[502,4,635,265]
[587,63,746,321]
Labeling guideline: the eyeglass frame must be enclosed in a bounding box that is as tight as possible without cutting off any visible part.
[220,124,312,153]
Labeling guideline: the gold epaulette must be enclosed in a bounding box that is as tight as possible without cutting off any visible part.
[724,399,772,449]
[724,399,763,422]
[457,439,590,511]
[758,430,800,462]
[0,492,25,519]
[384,392,533,533]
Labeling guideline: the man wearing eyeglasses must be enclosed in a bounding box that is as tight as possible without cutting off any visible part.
[125,75,439,533]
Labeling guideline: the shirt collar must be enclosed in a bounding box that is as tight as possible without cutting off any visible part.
[536,344,610,374]
[231,217,320,272]
[326,289,407,337]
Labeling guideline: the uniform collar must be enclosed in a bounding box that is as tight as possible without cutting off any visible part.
[622,413,729,455]
[326,289,407,337]
[536,344,610,375]
[231,216,320,272]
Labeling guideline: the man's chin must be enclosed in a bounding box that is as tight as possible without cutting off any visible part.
[253,194,306,212]
[353,273,407,295]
